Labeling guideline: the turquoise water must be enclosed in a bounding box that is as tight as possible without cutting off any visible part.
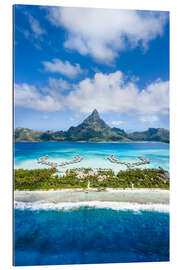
[14,208,169,266]
[14,142,169,266]
[14,142,169,172]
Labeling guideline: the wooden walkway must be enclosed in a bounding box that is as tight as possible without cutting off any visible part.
[37,154,83,168]
[107,155,150,168]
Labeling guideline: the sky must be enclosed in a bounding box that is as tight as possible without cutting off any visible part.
[14,5,169,132]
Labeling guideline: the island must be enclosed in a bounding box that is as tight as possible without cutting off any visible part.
[14,109,169,143]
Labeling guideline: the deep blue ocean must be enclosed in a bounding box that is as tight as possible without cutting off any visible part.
[14,142,169,266]
[14,208,169,266]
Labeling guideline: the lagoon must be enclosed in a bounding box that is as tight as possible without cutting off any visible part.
[14,141,169,173]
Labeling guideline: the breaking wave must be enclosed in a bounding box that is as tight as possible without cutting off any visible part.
[14,200,169,213]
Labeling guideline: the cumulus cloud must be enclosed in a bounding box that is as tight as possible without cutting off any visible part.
[43,59,83,78]
[15,83,63,112]
[48,77,70,91]
[67,71,169,116]
[15,71,169,117]
[46,7,168,62]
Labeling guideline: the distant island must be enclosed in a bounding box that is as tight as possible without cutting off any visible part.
[15,109,169,143]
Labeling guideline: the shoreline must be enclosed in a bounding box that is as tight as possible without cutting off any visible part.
[14,189,169,206]
[15,140,169,144]
[14,200,169,212]
[15,188,169,193]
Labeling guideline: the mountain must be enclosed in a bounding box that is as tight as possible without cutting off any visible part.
[14,110,169,143]
[127,128,169,143]
[66,109,127,142]
[15,128,43,142]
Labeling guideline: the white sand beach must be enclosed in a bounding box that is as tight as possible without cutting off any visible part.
[15,189,169,205]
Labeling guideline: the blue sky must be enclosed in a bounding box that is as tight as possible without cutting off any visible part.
[14,5,169,132]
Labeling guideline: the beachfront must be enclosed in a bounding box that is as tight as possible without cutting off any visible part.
[15,188,169,201]
[14,188,169,213]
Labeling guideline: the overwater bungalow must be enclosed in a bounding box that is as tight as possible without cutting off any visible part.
[107,155,150,168]
[37,154,83,169]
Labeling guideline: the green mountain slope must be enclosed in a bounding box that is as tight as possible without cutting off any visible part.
[66,109,128,142]
[14,110,169,143]
[15,128,42,142]
[127,128,169,143]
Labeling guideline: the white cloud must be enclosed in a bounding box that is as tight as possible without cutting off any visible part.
[17,13,46,49]
[111,120,124,126]
[15,71,169,117]
[140,115,159,123]
[48,77,70,91]
[28,14,46,38]
[43,59,83,78]
[46,7,168,62]
[137,80,169,115]
[66,71,169,116]
[15,83,63,112]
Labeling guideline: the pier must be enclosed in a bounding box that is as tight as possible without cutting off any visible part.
[37,154,83,168]
[107,155,150,168]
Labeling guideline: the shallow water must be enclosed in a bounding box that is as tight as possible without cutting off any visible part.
[14,141,169,172]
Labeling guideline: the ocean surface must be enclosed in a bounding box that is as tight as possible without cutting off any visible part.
[14,141,169,172]
[14,142,170,266]
[14,207,169,266]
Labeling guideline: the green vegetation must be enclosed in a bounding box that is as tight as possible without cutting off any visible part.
[117,168,169,189]
[15,109,169,143]
[127,128,169,144]
[14,167,169,191]
[14,168,58,190]
[15,128,43,142]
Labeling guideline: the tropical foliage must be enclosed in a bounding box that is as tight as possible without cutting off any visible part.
[14,167,169,190]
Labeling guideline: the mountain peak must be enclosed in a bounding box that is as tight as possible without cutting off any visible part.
[83,109,101,123]
[92,108,99,115]
[90,109,99,118]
